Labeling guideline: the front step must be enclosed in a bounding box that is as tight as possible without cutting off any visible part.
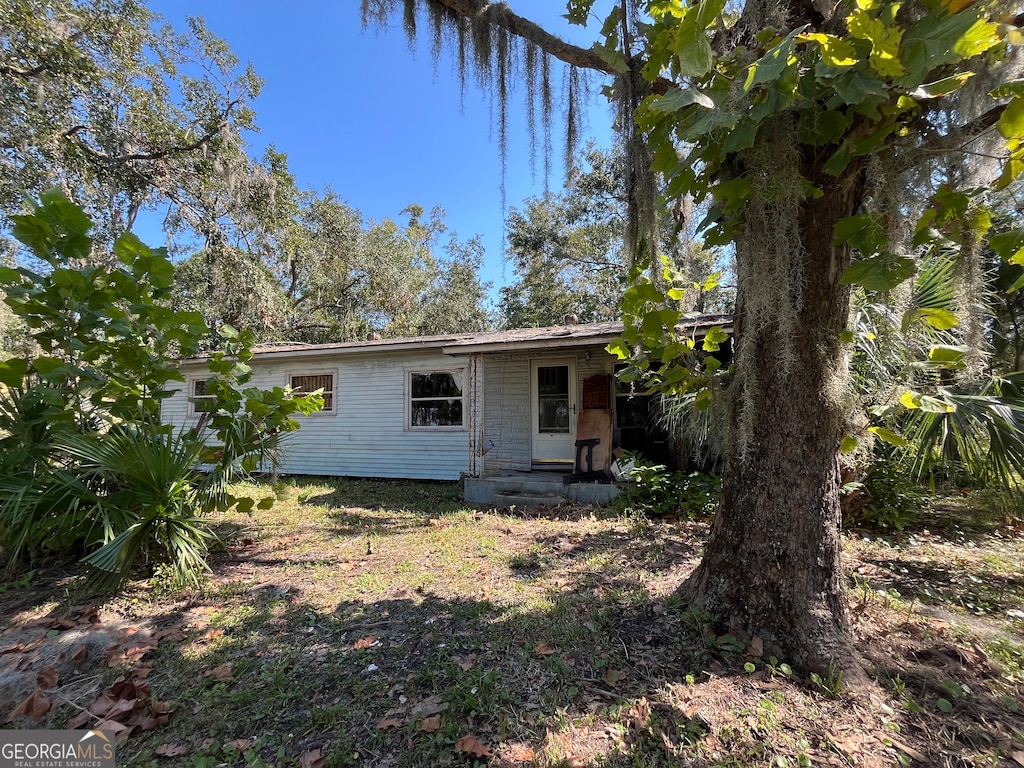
[492,492,566,510]
[465,475,620,507]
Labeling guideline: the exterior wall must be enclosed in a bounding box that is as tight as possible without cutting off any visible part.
[162,349,472,480]
[480,346,614,473]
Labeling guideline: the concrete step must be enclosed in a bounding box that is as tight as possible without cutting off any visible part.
[491,492,567,510]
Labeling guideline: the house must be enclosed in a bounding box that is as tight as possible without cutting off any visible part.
[161,315,730,505]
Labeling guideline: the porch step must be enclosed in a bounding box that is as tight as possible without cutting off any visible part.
[465,474,621,507]
[491,492,566,510]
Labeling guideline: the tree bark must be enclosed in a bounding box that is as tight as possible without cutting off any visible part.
[683,162,866,676]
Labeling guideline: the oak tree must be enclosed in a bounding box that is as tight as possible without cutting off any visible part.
[364,0,1023,675]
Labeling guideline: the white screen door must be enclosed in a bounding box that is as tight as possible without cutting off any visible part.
[531,359,576,463]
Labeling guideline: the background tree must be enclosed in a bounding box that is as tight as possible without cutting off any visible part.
[499,144,730,328]
[0,0,262,248]
[364,0,1023,676]
[170,187,492,345]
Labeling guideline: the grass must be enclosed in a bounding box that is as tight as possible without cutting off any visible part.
[1,476,1022,767]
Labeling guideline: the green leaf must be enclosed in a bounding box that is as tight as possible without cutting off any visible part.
[648,87,716,112]
[869,426,907,447]
[841,435,859,454]
[592,41,630,74]
[900,390,921,410]
[910,72,973,99]
[606,339,631,360]
[113,231,151,266]
[936,698,953,713]
[847,10,905,77]
[796,110,853,146]
[800,32,859,67]
[744,34,795,91]
[722,120,759,152]
[833,214,888,254]
[702,325,729,352]
[694,0,727,28]
[840,256,915,292]
[991,229,1024,265]
[0,358,28,388]
[917,307,959,330]
[674,21,713,77]
[928,345,969,367]
[257,496,275,510]
[997,97,1024,141]
[831,71,888,106]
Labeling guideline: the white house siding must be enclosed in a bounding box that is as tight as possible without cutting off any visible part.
[480,347,614,473]
[162,349,472,480]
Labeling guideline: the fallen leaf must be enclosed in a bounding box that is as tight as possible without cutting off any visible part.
[206,663,233,681]
[455,653,477,671]
[503,743,536,762]
[748,635,763,658]
[7,690,52,722]
[71,645,88,666]
[882,735,928,763]
[225,739,251,751]
[93,719,131,744]
[66,710,92,729]
[533,641,556,656]
[154,626,187,642]
[354,635,379,650]
[1011,751,1024,768]
[410,694,449,719]
[455,735,493,758]
[154,743,189,757]
[37,665,59,689]
[300,748,326,768]
[603,668,627,686]
[199,738,216,750]
[151,700,174,715]
[376,717,403,730]
[111,679,138,700]
[418,715,442,732]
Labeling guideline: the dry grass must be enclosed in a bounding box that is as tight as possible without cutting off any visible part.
[2,477,1022,767]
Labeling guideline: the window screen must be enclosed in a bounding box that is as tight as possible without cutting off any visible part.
[410,371,464,427]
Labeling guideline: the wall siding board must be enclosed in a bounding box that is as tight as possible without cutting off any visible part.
[162,350,471,480]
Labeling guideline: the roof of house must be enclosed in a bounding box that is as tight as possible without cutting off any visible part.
[181,314,732,363]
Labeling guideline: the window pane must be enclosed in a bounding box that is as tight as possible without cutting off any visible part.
[537,366,568,396]
[191,379,216,412]
[538,397,570,433]
[290,374,333,412]
[411,372,462,398]
[411,399,463,427]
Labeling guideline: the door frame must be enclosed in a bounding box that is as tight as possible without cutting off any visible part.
[530,357,577,465]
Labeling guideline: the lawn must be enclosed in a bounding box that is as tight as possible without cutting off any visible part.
[2,478,1023,767]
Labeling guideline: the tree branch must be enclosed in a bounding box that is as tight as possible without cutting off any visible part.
[427,0,672,93]
[64,103,238,165]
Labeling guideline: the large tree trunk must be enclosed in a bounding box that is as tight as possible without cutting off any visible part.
[684,164,865,675]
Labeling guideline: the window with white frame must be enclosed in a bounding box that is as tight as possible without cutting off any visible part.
[188,376,218,416]
[409,369,464,428]
[289,372,335,413]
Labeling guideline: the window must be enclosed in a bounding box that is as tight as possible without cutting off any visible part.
[188,377,217,416]
[290,372,335,413]
[409,370,464,428]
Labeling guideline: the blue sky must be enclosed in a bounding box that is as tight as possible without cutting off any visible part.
[147,1,616,300]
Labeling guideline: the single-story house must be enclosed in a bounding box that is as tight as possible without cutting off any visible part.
[161,315,730,505]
